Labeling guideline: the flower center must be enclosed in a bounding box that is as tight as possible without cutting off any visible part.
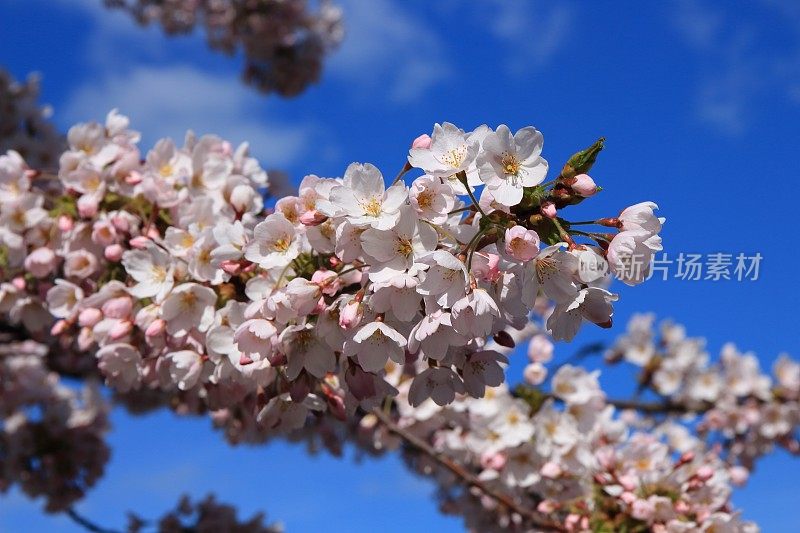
[441,146,467,169]
[159,164,174,178]
[272,236,291,252]
[180,291,197,310]
[396,237,413,256]
[151,265,167,283]
[363,197,382,217]
[501,154,520,175]
[535,256,557,283]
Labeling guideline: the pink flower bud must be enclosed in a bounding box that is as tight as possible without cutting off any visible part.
[77,194,99,218]
[230,184,256,212]
[104,244,124,262]
[11,276,26,290]
[312,269,341,296]
[695,465,714,482]
[77,327,94,351]
[146,226,160,240]
[111,215,130,233]
[58,215,74,232]
[125,170,143,185]
[50,319,69,336]
[537,500,557,514]
[674,500,690,514]
[411,134,432,149]
[129,236,150,249]
[108,320,133,340]
[299,209,327,226]
[565,514,581,531]
[729,465,749,486]
[239,353,254,366]
[339,300,363,330]
[24,247,57,278]
[618,474,637,491]
[220,260,242,275]
[480,451,507,471]
[540,461,562,478]
[571,173,598,196]
[145,318,166,337]
[78,308,103,328]
[524,363,547,385]
[620,491,637,505]
[102,296,133,319]
[541,200,557,219]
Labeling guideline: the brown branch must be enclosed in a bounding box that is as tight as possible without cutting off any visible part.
[371,407,566,532]
[65,508,121,533]
[604,398,711,414]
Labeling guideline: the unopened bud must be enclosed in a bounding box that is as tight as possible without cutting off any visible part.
[108,320,133,340]
[51,319,69,336]
[411,134,432,150]
[220,260,242,275]
[58,215,74,232]
[561,137,605,180]
[105,244,124,262]
[129,236,150,249]
[145,318,166,337]
[541,201,557,219]
[78,308,103,327]
[571,173,598,197]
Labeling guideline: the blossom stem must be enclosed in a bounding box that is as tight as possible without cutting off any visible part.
[391,161,413,185]
[565,220,600,226]
[465,228,488,273]
[447,205,475,215]
[538,177,560,189]
[334,264,366,278]
[550,217,576,248]
[370,408,565,531]
[456,171,486,217]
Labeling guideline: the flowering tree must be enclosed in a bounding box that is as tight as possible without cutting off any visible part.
[103,0,344,96]
[1,104,796,532]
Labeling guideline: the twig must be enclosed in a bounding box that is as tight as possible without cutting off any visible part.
[65,508,121,533]
[371,408,565,531]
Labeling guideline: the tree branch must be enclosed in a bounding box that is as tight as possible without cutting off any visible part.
[65,508,121,533]
[371,407,566,532]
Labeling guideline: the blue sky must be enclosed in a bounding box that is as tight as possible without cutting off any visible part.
[1,0,799,531]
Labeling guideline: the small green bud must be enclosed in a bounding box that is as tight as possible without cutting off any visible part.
[561,137,605,180]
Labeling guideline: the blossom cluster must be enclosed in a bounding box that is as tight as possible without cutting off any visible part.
[0,112,667,439]
[0,68,65,169]
[606,314,800,471]
[128,494,283,533]
[104,0,344,96]
[348,322,762,532]
[0,338,109,512]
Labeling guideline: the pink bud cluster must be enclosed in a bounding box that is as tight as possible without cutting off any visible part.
[104,0,344,96]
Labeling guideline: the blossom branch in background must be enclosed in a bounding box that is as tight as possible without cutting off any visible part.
[0,69,65,169]
[103,0,344,96]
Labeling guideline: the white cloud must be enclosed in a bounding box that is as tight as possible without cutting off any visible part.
[60,65,316,167]
[673,0,800,135]
[481,0,574,76]
[329,0,453,103]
